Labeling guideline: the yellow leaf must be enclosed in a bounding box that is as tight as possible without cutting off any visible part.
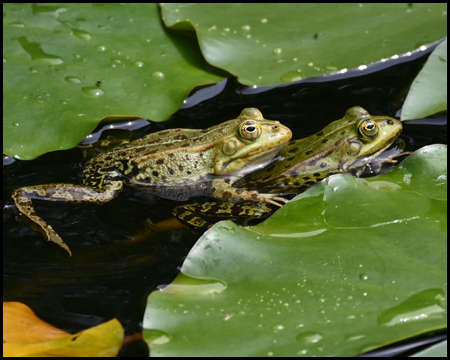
[3,302,124,357]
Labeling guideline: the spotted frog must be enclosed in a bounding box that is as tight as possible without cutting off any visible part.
[12,108,292,255]
[174,107,403,229]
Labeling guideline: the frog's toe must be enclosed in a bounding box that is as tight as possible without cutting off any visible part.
[264,196,289,207]
[47,229,72,256]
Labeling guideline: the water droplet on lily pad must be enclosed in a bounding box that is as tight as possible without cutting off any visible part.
[152,71,164,79]
[280,70,304,82]
[65,76,81,84]
[241,25,251,31]
[96,45,106,51]
[273,48,282,55]
[73,28,91,41]
[134,61,144,67]
[10,21,25,28]
[296,331,323,344]
[82,86,104,97]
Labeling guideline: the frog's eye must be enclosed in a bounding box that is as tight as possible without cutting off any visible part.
[358,119,379,139]
[239,120,262,141]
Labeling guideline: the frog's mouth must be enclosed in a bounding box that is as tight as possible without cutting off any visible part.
[222,144,285,177]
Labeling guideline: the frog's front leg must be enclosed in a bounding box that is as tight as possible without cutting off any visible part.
[211,180,288,207]
[12,181,123,256]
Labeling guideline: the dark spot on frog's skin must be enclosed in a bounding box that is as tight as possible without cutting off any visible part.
[313,173,321,177]
[162,175,167,182]
[322,139,329,144]
[262,175,272,181]
[308,160,317,166]
[169,153,175,158]
[305,150,313,155]
[305,181,317,186]
[185,155,190,160]
[303,176,310,181]
[286,156,295,162]
[265,164,276,172]
[152,171,159,177]
[199,153,204,157]
[386,119,394,125]
[173,134,188,140]
[284,164,292,169]
[187,171,192,175]
[288,147,299,153]
[224,178,231,184]
[341,130,348,136]
[178,164,184,171]
[194,161,198,169]
[156,158,164,165]
[168,168,175,175]
[316,131,324,137]
[222,191,232,200]
[103,155,113,161]
[320,163,327,168]
[235,189,244,194]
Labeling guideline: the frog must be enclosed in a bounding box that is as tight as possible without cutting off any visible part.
[173,107,404,229]
[12,108,292,256]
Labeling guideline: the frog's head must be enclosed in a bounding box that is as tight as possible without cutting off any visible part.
[337,106,403,172]
[214,108,292,176]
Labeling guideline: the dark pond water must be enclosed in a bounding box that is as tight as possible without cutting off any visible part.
[3,41,447,356]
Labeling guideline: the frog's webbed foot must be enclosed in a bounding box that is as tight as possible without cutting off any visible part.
[173,201,277,231]
[12,182,122,256]
[13,192,72,256]
[211,183,289,207]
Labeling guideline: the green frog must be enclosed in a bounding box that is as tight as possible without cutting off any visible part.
[12,108,292,255]
[174,107,403,229]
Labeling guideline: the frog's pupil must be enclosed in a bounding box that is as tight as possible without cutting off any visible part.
[246,126,256,132]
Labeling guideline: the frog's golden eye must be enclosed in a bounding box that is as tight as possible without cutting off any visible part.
[358,119,379,139]
[239,120,262,141]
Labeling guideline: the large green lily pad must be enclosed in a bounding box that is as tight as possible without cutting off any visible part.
[3,3,225,160]
[161,3,447,86]
[144,144,447,357]
[402,39,447,120]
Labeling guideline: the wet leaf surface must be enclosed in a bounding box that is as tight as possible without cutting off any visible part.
[144,145,447,357]
[161,3,447,86]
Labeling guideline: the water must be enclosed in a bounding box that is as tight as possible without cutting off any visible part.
[3,46,447,356]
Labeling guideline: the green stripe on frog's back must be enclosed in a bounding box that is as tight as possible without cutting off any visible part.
[234,107,403,194]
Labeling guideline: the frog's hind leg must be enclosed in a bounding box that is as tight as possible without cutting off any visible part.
[12,182,123,256]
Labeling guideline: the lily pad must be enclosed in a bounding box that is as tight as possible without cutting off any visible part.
[143,144,447,357]
[402,40,447,120]
[3,3,226,160]
[161,3,447,86]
